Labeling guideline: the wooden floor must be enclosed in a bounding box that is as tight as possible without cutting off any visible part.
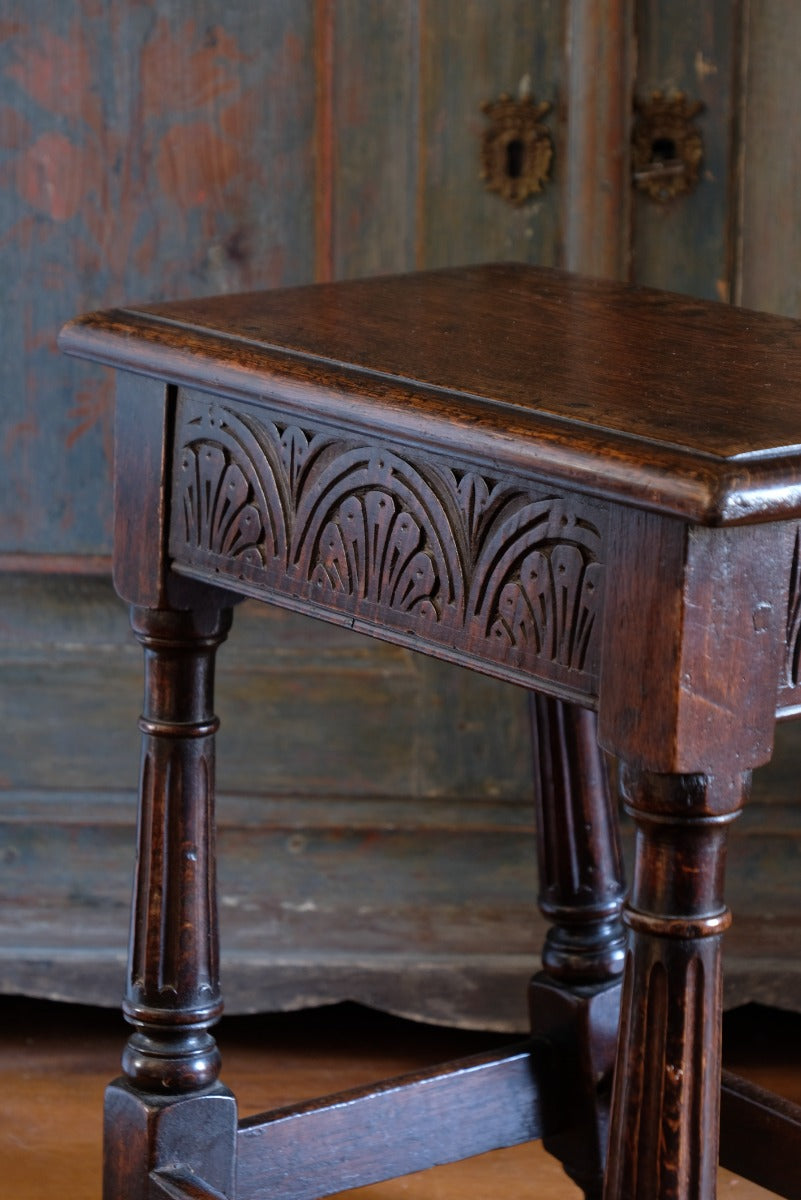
[1,996,799,1198]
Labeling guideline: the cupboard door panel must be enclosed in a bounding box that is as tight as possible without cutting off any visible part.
[0,0,317,556]
[328,1,420,279]
[632,0,741,300]
[418,0,564,270]
[737,0,801,317]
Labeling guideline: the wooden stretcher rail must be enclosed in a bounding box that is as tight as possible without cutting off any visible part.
[149,1061,801,1200]
[719,1069,801,1200]
[235,1043,547,1200]
[151,1171,230,1200]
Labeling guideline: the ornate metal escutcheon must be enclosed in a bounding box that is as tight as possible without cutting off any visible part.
[631,91,704,203]
[480,92,553,205]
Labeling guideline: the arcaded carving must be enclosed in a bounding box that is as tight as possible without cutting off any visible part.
[489,544,600,669]
[293,447,466,623]
[278,424,312,503]
[180,444,264,564]
[454,470,498,551]
[471,500,602,672]
[178,406,290,568]
[171,395,606,686]
[309,492,439,619]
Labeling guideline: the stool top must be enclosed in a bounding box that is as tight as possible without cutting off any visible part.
[60,262,801,525]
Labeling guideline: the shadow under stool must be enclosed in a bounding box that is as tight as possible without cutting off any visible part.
[60,264,801,1199]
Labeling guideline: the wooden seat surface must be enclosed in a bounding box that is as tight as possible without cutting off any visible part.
[60,262,801,525]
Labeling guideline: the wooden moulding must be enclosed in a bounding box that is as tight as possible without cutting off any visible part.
[58,265,801,529]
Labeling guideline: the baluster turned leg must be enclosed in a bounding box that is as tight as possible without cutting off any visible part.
[104,603,237,1200]
[603,767,746,1200]
[528,695,627,1200]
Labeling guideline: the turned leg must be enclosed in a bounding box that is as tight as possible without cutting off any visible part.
[603,767,747,1200]
[528,695,627,1199]
[104,602,237,1200]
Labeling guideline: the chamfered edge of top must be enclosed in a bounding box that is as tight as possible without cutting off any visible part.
[58,263,801,528]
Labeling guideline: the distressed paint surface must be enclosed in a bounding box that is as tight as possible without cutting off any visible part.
[563,0,635,279]
[1,0,316,554]
[0,573,538,1026]
[7,1,801,1026]
[3,574,801,1023]
[1,0,582,1025]
[737,0,801,317]
[2,0,629,556]
[631,0,740,300]
[0,577,533,801]
[330,0,420,279]
[418,0,564,270]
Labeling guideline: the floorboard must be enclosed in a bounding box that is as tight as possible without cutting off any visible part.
[1,998,798,1198]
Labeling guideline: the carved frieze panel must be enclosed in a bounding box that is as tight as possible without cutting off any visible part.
[293,445,465,629]
[170,391,607,696]
[468,498,602,674]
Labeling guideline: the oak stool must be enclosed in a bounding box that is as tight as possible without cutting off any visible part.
[60,264,801,1199]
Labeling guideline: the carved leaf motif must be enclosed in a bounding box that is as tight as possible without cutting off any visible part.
[456,472,492,547]
[311,491,438,619]
[180,444,265,563]
[172,395,606,689]
[280,425,311,501]
[295,448,466,620]
[175,400,295,567]
[490,545,601,670]
[473,500,602,673]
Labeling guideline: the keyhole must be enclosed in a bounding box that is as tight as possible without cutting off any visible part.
[651,136,677,163]
[505,137,525,179]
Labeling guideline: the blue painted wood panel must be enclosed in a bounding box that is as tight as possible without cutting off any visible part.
[1,1,317,553]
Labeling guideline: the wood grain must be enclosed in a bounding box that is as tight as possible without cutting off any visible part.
[59,265,801,525]
[598,512,792,773]
[237,1044,545,1200]
[63,258,801,1196]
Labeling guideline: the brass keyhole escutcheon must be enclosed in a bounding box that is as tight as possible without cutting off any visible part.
[632,92,704,203]
[480,93,553,206]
